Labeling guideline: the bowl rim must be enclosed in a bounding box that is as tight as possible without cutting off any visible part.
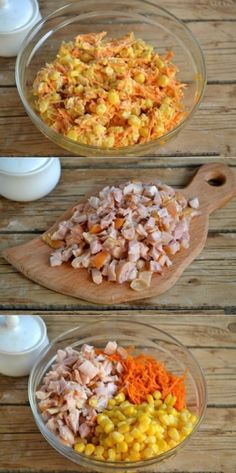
[28,318,207,470]
[16,0,207,157]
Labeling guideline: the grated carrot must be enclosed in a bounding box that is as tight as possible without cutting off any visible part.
[110,352,186,410]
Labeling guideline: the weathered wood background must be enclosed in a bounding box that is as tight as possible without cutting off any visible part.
[0,1,236,472]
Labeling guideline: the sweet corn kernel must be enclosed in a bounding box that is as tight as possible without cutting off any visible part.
[111,431,125,444]
[105,66,114,76]
[153,390,162,400]
[114,392,126,404]
[140,127,149,137]
[145,98,153,109]
[108,399,116,408]
[94,445,104,456]
[123,406,137,417]
[108,89,120,105]
[168,427,180,442]
[107,448,116,460]
[74,442,85,453]
[118,421,130,434]
[158,74,170,87]
[124,433,134,444]
[132,442,141,452]
[128,115,140,127]
[134,72,145,84]
[143,447,154,459]
[117,441,128,453]
[104,422,114,434]
[96,103,107,115]
[146,394,154,404]
[84,443,95,456]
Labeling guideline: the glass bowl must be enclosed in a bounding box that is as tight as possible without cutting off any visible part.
[29,318,207,472]
[16,0,206,157]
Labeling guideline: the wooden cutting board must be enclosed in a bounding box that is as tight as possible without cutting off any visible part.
[3,163,236,305]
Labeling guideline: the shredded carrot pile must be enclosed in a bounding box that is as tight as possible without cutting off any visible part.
[111,352,186,410]
[32,31,185,148]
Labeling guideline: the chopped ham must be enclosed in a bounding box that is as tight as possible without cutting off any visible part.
[189,197,200,209]
[104,341,117,355]
[46,180,199,290]
[79,360,99,380]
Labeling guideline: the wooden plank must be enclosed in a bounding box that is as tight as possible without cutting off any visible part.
[0,84,235,156]
[39,0,236,21]
[1,165,236,233]
[0,406,236,472]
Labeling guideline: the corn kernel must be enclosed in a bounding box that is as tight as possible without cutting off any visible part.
[128,115,140,127]
[140,127,149,137]
[123,406,137,417]
[158,74,170,87]
[107,448,116,460]
[147,425,156,436]
[159,414,170,426]
[131,428,143,440]
[94,445,104,456]
[132,442,141,452]
[117,441,128,453]
[145,98,153,109]
[146,394,154,404]
[168,427,180,442]
[134,72,145,84]
[124,433,134,444]
[84,443,95,456]
[96,103,107,115]
[143,447,154,459]
[108,89,120,105]
[104,422,114,434]
[129,452,141,461]
[108,399,116,408]
[118,421,130,434]
[105,66,114,76]
[74,442,85,453]
[111,431,125,444]
[155,56,165,68]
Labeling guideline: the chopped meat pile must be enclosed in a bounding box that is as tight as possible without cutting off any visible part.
[36,342,122,446]
[44,180,200,290]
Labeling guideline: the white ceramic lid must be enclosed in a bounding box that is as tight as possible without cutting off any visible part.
[0,158,49,174]
[0,0,38,33]
[0,316,46,353]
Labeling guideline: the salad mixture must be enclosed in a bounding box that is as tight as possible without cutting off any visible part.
[43,180,199,290]
[32,32,185,148]
[36,342,198,462]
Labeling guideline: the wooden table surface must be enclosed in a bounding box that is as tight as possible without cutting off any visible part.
[1,1,236,472]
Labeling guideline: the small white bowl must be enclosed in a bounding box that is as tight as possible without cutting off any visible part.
[0,315,49,377]
[0,0,41,57]
[0,157,61,201]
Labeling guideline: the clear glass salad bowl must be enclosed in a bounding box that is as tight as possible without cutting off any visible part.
[16,0,206,157]
[29,319,207,472]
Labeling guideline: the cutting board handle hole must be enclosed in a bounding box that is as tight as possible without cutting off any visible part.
[206,173,226,187]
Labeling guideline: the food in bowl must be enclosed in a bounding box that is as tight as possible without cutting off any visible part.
[36,341,197,462]
[43,179,200,290]
[32,32,186,148]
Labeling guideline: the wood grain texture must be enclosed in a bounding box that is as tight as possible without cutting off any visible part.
[39,0,236,21]
[3,164,236,304]
[1,161,236,310]
[0,314,236,473]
